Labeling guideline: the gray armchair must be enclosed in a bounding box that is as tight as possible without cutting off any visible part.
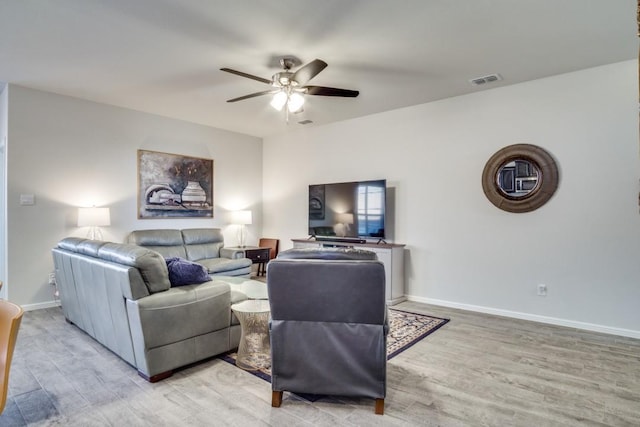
[267,248,388,415]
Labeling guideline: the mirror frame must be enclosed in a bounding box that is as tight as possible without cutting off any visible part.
[482,144,559,213]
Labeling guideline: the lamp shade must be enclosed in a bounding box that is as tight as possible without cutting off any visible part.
[335,213,354,224]
[270,91,287,111]
[77,207,111,227]
[231,210,252,225]
[287,92,305,112]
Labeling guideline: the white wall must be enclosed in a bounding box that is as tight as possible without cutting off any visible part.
[6,85,262,309]
[263,60,640,337]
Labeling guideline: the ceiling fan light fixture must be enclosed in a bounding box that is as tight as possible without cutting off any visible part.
[270,91,288,111]
[287,92,305,113]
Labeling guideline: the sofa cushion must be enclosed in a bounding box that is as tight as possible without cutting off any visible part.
[98,243,171,294]
[276,247,378,261]
[126,229,188,259]
[127,229,184,246]
[182,229,224,261]
[57,237,107,257]
[185,243,223,261]
[57,237,86,251]
[197,257,252,274]
[166,257,212,286]
[181,228,224,245]
[75,239,108,257]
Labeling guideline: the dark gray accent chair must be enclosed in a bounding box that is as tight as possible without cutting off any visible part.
[126,228,252,277]
[267,248,388,415]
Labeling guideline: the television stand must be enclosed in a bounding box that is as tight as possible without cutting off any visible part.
[291,238,406,306]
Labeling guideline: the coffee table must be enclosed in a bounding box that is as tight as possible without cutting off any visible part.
[230,299,271,370]
[217,276,268,300]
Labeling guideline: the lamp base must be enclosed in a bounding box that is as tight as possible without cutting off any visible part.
[87,227,104,241]
[237,225,246,247]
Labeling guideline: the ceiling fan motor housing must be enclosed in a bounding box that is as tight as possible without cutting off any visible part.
[273,71,296,87]
[280,58,296,70]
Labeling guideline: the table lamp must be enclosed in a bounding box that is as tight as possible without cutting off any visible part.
[231,210,252,247]
[334,213,354,237]
[77,207,111,240]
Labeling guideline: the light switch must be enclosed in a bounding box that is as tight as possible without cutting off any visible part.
[19,194,35,206]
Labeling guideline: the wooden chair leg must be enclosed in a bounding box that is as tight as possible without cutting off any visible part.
[272,390,283,407]
[374,398,384,415]
[138,370,173,383]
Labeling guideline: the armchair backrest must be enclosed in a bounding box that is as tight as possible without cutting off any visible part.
[258,238,279,260]
[268,250,386,325]
[267,248,387,402]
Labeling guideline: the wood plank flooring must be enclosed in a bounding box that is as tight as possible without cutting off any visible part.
[1,301,638,426]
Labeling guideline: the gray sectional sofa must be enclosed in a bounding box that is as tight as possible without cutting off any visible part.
[52,228,254,382]
[126,228,252,277]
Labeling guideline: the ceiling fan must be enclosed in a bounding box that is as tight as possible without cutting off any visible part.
[220,58,359,117]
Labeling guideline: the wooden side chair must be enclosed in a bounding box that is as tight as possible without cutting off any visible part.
[257,238,279,276]
[0,299,23,414]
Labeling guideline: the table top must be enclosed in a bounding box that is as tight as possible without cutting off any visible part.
[226,246,270,251]
[216,277,268,300]
[231,299,270,314]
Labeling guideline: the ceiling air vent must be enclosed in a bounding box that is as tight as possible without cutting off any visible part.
[469,73,503,86]
[298,120,313,125]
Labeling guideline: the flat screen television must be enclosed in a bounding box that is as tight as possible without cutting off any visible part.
[308,179,386,241]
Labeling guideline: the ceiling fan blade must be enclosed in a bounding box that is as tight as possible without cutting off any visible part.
[291,59,327,85]
[226,90,277,103]
[220,68,272,85]
[304,86,359,97]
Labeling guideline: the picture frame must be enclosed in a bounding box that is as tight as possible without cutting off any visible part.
[308,184,325,220]
[498,166,515,193]
[138,149,214,219]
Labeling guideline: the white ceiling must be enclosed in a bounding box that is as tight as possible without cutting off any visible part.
[0,0,636,138]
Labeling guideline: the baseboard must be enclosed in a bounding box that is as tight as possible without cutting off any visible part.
[407,295,640,340]
[21,300,61,311]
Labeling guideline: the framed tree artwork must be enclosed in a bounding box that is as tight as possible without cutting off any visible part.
[137,149,214,219]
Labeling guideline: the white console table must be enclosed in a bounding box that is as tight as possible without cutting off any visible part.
[291,239,406,305]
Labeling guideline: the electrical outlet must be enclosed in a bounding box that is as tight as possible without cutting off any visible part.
[48,272,56,285]
[537,284,547,296]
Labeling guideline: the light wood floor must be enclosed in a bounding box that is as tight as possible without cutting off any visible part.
[2,300,639,426]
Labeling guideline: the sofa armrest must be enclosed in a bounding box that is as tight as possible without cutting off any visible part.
[126,281,231,377]
[128,281,231,347]
[220,247,245,259]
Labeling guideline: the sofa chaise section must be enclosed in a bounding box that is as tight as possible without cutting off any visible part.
[126,228,252,277]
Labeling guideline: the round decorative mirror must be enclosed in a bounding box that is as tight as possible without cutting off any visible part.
[482,144,559,213]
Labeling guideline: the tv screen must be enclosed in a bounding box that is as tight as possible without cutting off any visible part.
[308,179,386,241]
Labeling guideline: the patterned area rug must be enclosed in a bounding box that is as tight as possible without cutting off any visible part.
[220,308,449,384]
[386,308,450,358]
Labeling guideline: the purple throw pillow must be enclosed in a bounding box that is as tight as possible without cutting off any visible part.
[165,257,211,286]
